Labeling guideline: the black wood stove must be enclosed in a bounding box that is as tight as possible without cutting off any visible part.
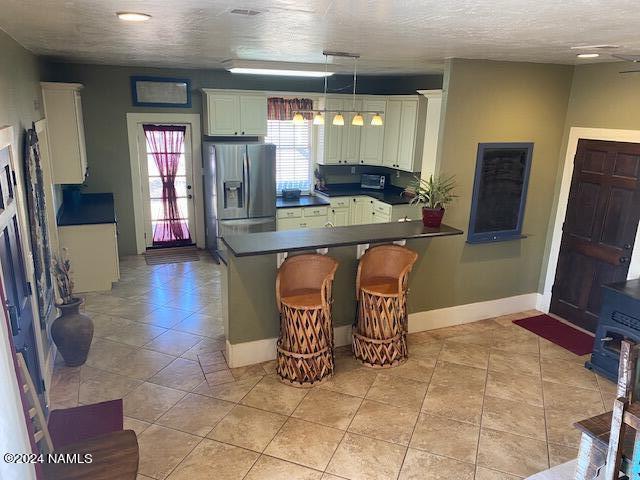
[587,279,640,382]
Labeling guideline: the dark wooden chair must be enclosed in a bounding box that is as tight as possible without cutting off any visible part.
[574,341,639,479]
[16,354,139,479]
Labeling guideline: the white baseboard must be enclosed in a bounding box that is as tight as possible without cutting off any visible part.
[226,292,544,368]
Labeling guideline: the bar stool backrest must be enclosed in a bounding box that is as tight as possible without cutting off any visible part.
[276,254,339,312]
[356,244,418,298]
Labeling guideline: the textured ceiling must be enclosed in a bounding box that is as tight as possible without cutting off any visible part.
[1,0,639,74]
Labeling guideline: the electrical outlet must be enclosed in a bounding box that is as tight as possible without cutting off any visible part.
[351,167,356,174]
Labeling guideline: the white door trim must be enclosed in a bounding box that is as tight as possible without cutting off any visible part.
[539,127,640,312]
[126,113,203,254]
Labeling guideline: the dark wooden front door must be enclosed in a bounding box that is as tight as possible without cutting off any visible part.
[0,144,43,397]
[551,139,640,332]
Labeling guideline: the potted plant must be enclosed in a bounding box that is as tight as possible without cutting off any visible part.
[51,250,94,367]
[404,174,457,228]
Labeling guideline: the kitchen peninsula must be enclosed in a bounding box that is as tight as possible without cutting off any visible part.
[220,220,463,367]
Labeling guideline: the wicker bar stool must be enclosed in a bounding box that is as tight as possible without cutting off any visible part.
[276,253,339,387]
[353,244,418,368]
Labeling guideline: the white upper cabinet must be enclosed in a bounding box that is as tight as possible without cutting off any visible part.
[203,90,267,136]
[341,99,363,164]
[41,82,88,184]
[322,97,344,165]
[239,95,268,136]
[382,96,426,172]
[359,98,386,165]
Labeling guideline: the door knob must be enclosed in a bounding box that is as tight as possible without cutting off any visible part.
[620,256,630,264]
[187,194,193,199]
[187,185,192,190]
[624,244,632,250]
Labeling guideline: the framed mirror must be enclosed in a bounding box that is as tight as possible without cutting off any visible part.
[467,142,533,244]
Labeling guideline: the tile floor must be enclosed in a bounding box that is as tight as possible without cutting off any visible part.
[49,252,615,480]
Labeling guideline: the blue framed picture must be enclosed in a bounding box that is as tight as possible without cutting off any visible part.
[467,142,533,244]
[130,76,192,108]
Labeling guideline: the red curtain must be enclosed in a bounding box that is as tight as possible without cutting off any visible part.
[267,97,314,120]
[143,125,191,246]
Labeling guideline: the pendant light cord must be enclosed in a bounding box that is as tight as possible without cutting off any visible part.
[352,57,357,110]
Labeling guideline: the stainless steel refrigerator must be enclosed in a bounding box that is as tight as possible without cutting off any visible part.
[203,142,276,259]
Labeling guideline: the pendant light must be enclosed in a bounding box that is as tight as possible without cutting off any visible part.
[332,113,345,126]
[350,57,363,127]
[371,113,383,126]
[313,112,325,125]
[292,112,305,125]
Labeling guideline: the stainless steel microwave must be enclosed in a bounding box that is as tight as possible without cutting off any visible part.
[360,174,386,190]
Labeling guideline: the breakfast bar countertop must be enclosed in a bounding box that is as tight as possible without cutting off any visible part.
[222,220,463,257]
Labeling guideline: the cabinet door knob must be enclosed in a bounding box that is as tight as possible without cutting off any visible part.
[242,131,245,135]
[235,132,238,135]
[620,256,630,264]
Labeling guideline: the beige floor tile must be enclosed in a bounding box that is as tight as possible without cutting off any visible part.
[477,428,548,478]
[264,418,343,471]
[548,443,577,467]
[49,366,80,408]
[474,466,523,479]
[407,330,437,345]
[193,376,260,402]
[319,368,377,397]
[488,351,541,378]
[137,424,201,479]
[380,357,435,383]
[440,342,490,369]
[230,364,266,382]
[181,337,226,360]
[430,361,487,389]
[545,408,594,448]
[103,320,167,347]
[174,313,223,337]
[539,338,587,364]
[348,399,418,445]
[482,395,546,440]
[366,374,428,410]
[205,369,236,386]
[491,331,539,355]
[245,455,323,480]
[542,381,604,414]
[422,382,484,425]
[429,324,480,340]
[541,357,598,390]
[156,393,234,436]
[138,306,194,328]
[445,330,495,347]
[208,404,287,452]
[166,439,258,480]
[261,360,278,375]
[241,375,309,415]
[166,295,212,314]
[109,300,160,321]
[292,388,362,430]
[150,358,206,391]
[399,449,475,480]
[91,313,131,338]
[197,351,228,373]
[85,338,137,371]
[123,416,151,436]
[410,414,479,463]
[78,366,142,404]
[144,330,203,356]
[408,340,443,364]
[123,382,186,422]
[117,348,176,380]
[326,432,406,480]
[485,371,543,407]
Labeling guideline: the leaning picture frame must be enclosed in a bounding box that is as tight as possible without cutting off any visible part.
[130,76,192,108]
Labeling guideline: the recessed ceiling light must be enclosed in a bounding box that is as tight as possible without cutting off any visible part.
[116,12,151,22]
[577,53,600,59]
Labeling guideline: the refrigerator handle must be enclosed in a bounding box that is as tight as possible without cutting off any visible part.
[243,148,250,212]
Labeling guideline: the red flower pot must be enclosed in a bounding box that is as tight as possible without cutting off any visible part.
[422,207,445,228]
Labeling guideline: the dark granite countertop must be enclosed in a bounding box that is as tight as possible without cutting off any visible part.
[603,279,640,301]
[222,221,463,257]
[57,193,117,226]
[276,196,331,209]
[315,184,411,205]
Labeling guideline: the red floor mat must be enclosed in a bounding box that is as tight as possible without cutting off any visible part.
[513,314,594,356]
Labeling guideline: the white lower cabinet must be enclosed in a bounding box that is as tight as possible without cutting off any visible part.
[58,223,120,292]
[277,206,329,230]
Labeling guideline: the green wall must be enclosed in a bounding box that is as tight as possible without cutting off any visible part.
[539,62,640,291]
[407,59,574,311]
[43,62,442,254]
